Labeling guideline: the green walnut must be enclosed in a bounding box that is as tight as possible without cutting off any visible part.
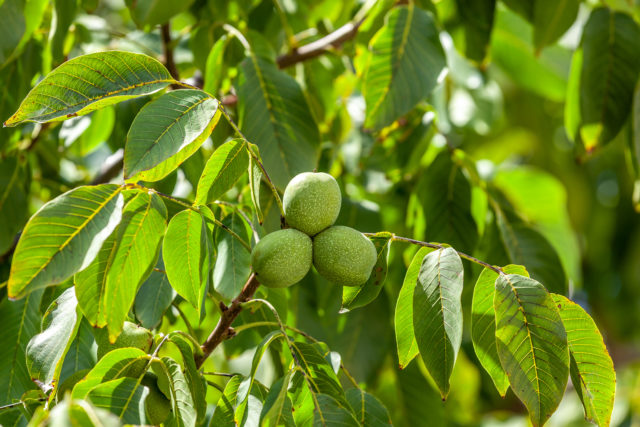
[251,229,312,288]
[141,373,172,425]
[313,226,377,286]
[95,321,154,359]
[283,172,341,236]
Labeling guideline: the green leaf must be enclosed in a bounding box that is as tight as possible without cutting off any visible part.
[533,0,580,52]
[8,184,124,299]
[238,331,283,406]
[494,274,569,427]
[412,247,464,399]
[551,294,616,427]
[204,35,229,96]
[313,393,359,427]
[167,334,206,423]
[86,377,148,424]
[71,347,149,400]
[260,370,296,427]
[341,232,392,313]
[290,341,349,409]
[0,0,25,65]
[154,356,197,427]
[124,90,221,182]
[101,192,167,340]
[49,0,77,66]
[213,212,251,300]
[361,5,445,130]
[134,256,175,329]
[471,264,528,397]
[418,151,478,254]
[578,7,640,149]
[345,388,392,426]
[454,0,496,63]
[495,210,567,295]
[195,138,249,205]
[163,209,211,311]
[248,144,263,224]
[4,51,173,126]
[211,375,243,426]
[0,289,43,405]
[26,287,81,387]
[237,56,320,189]
[59,318,97,386]
[36,397,122,427]
[565,47,583,142]
[0,155,29,254]
[66,107,116,156]
[125,0,195,28]
[491,4,570,102]
[395,246,432,369]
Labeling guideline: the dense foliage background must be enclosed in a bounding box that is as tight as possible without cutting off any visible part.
[0,0,639,426]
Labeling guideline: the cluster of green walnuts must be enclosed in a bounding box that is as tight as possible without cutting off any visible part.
[251,172,378,288]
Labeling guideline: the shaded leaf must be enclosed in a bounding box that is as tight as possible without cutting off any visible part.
[213,212,250,300]
[155,356,197,427]
[210,375,243,427]
[471,265,528,397]
[552,294,616,427]
[395,247,432,369]
[124,90,221,182]
[0,155,29,254]
[4,51,173,126]
[248,144,263,223]
[86,377,148,424]
[26,287,80,387]
[237,56,320,189]
[345,388,392,426]
[0,289,43,405]
[134,256,175,329]
[195,138,248,205]
[533,0,580,51]
[8,184,124,299]
[413,247,464,398]
[125,0,195,28]
[168,334,206,423]
[455,0,496,63]
[418,151,478,254]
[260,370,295,427]
[494,274,569,427]
[59,318,97,386]
[341,232,392,312]
[362,5,445,130]
[578,7,640,149]
[313,393,359,427]
[163,209,211,311]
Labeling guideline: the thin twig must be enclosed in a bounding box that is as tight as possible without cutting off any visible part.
[172,302,198,339]
[0,398,46,412]
[161,23,180,81]
[195,273,261,368]
[376,233,503,274]
[203,371,236,378]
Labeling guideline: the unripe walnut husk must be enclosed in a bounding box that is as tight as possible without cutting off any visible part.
[283,172,341,236]
[95,321,153,359]
[312,225,377,286]
[251,229,313,288]
[141,373,171,425]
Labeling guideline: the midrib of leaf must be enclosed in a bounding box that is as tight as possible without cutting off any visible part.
[435,250,449,385]
[21,186,122,289]
[197,141,246,203]
[367,4,414,122]
[130,96,210,173]
[502,274,542,417]
[536,0,569,49]
[119,375,145,419]
[95,237,119,325]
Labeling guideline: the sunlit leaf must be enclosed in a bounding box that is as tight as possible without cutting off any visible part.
[341,232,392,312]
[101,192,167,340]
[154,356,197,427]
[167,334,206,423]
[413,247,463,399]
[237,56,320,189]
[4,51,173,126]
[395,247,432,369]
[124,90,221,182]
[361,4,446,130]
[195,138,248,205]
[260,370,295,427]
[26,287,80,387]
[86,377,148,424]
[494,274,569,427]
[552,294,616,427]
[211,375,243,426]
[213,212,250,300]
[470,265,528,397]
[8,184,124,299]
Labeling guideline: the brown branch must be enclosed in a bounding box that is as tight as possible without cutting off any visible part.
[195,273,261,368]
[276,19,363,69]
[161,23,180,81]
